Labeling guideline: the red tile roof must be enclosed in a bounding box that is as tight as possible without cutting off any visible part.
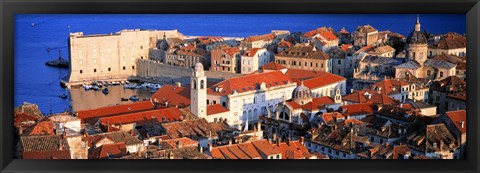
[151,85,191,108]
[274,140,311,159]
[159,137,198,150]
[445,110,466,134]
[243,48,264,57]
[251,140,282,156]
[207,104,230,116]
[262,62,287,70]
[209,71,293,96]
[14,112,39,128]
[278,41,293,48]
[26,119,55,136]
[99,107,183,126]
[392,145,411,159]
[318,31,338,41]
[340,44,353,51]
[370,79,410,95]
[90,142,127,159]
[343,91,400,105]
[287,96,335,111]
[340,103,375,117]
[76,101,155,124]
[284,69,346,89]
[321,112,345,124]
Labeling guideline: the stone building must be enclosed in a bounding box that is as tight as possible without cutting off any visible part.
[352,55,402,90]
[240,33,276,50]
[353,25,379,47]
[395,17,457,81]
[240,48,272,74]
[366,45,396,58]
[327,46,356,78]
[274,45,332,73]
[195,36,226,51]
[428,32,466,57]
[429,76,466,114]
[406,124,460,159]
[210,44,241,73]
[65,29,182,87]
[165,44,210,69]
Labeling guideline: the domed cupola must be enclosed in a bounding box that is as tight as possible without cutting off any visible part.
[406,16,427,45]
[292,81,312,105]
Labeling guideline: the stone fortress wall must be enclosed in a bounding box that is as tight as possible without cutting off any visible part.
[136,59,241,85]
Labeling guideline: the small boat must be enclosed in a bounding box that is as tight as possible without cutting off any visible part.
[83,84,92,90]
[125,81,130,84]
[59,93,68,99]
[91,85,100,91]
[102,88,109,94]
[121,98,129,101]
[129,95,139,101]
[45,50,69,68]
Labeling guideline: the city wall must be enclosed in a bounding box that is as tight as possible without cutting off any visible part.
[136,59,241,85]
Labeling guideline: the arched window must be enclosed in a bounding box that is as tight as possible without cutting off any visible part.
[200,80,204,89]
[193,80,197,89]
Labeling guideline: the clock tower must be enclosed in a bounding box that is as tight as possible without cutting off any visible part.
[191,62,207,118]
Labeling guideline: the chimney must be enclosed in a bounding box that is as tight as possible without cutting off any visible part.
[193,41,197,48]
[300,136,305,145]
[276,138,280,146]
[228,139,232,145]
[400,103,403,108]
[62,129,67,138]
[165,101,168,108]
[198,143,203,153]
[261,66,265,73]
[175,82,181,87]
[460,121,465,129]
[176,140,182,148]
[208,143,213,152]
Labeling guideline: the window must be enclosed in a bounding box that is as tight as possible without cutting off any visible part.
[141,56,144,59]
[276,155,280,159]
[94,69,97,73]
[80,70,83,74]
[132,66,135,70]
[213,100,216,104]
[222,102,226,107]
[439,72,444,78]
[123,66,126,70]
[338,60,341,64]
[427,70,431,76]
[321,63,324,68]
[207,100,209,104]
[108,67,111,71]
[140,46,143,49]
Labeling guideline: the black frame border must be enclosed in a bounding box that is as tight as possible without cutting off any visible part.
[1,0,479,173]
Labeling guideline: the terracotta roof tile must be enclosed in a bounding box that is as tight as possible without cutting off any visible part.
[23,150,71,159]
[99,107,183,126]
[209,71,293,96]
[207,104,230,116]
[151,85,191,108]
[76,101,155,124]
[445,110,466,134]
[159,137,198,150]
[340,103,375,117]
[262,62,287,70]
[20,135,70,158]
[90,142,127,159]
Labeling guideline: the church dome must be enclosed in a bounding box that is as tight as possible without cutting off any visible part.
[406,16,427,45]
[406,31,427,45]
[293,82,312,100]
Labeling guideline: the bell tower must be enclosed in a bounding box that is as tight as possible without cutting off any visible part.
[191,63,207,118]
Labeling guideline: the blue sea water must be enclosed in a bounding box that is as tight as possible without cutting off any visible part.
[14,14,466,114]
